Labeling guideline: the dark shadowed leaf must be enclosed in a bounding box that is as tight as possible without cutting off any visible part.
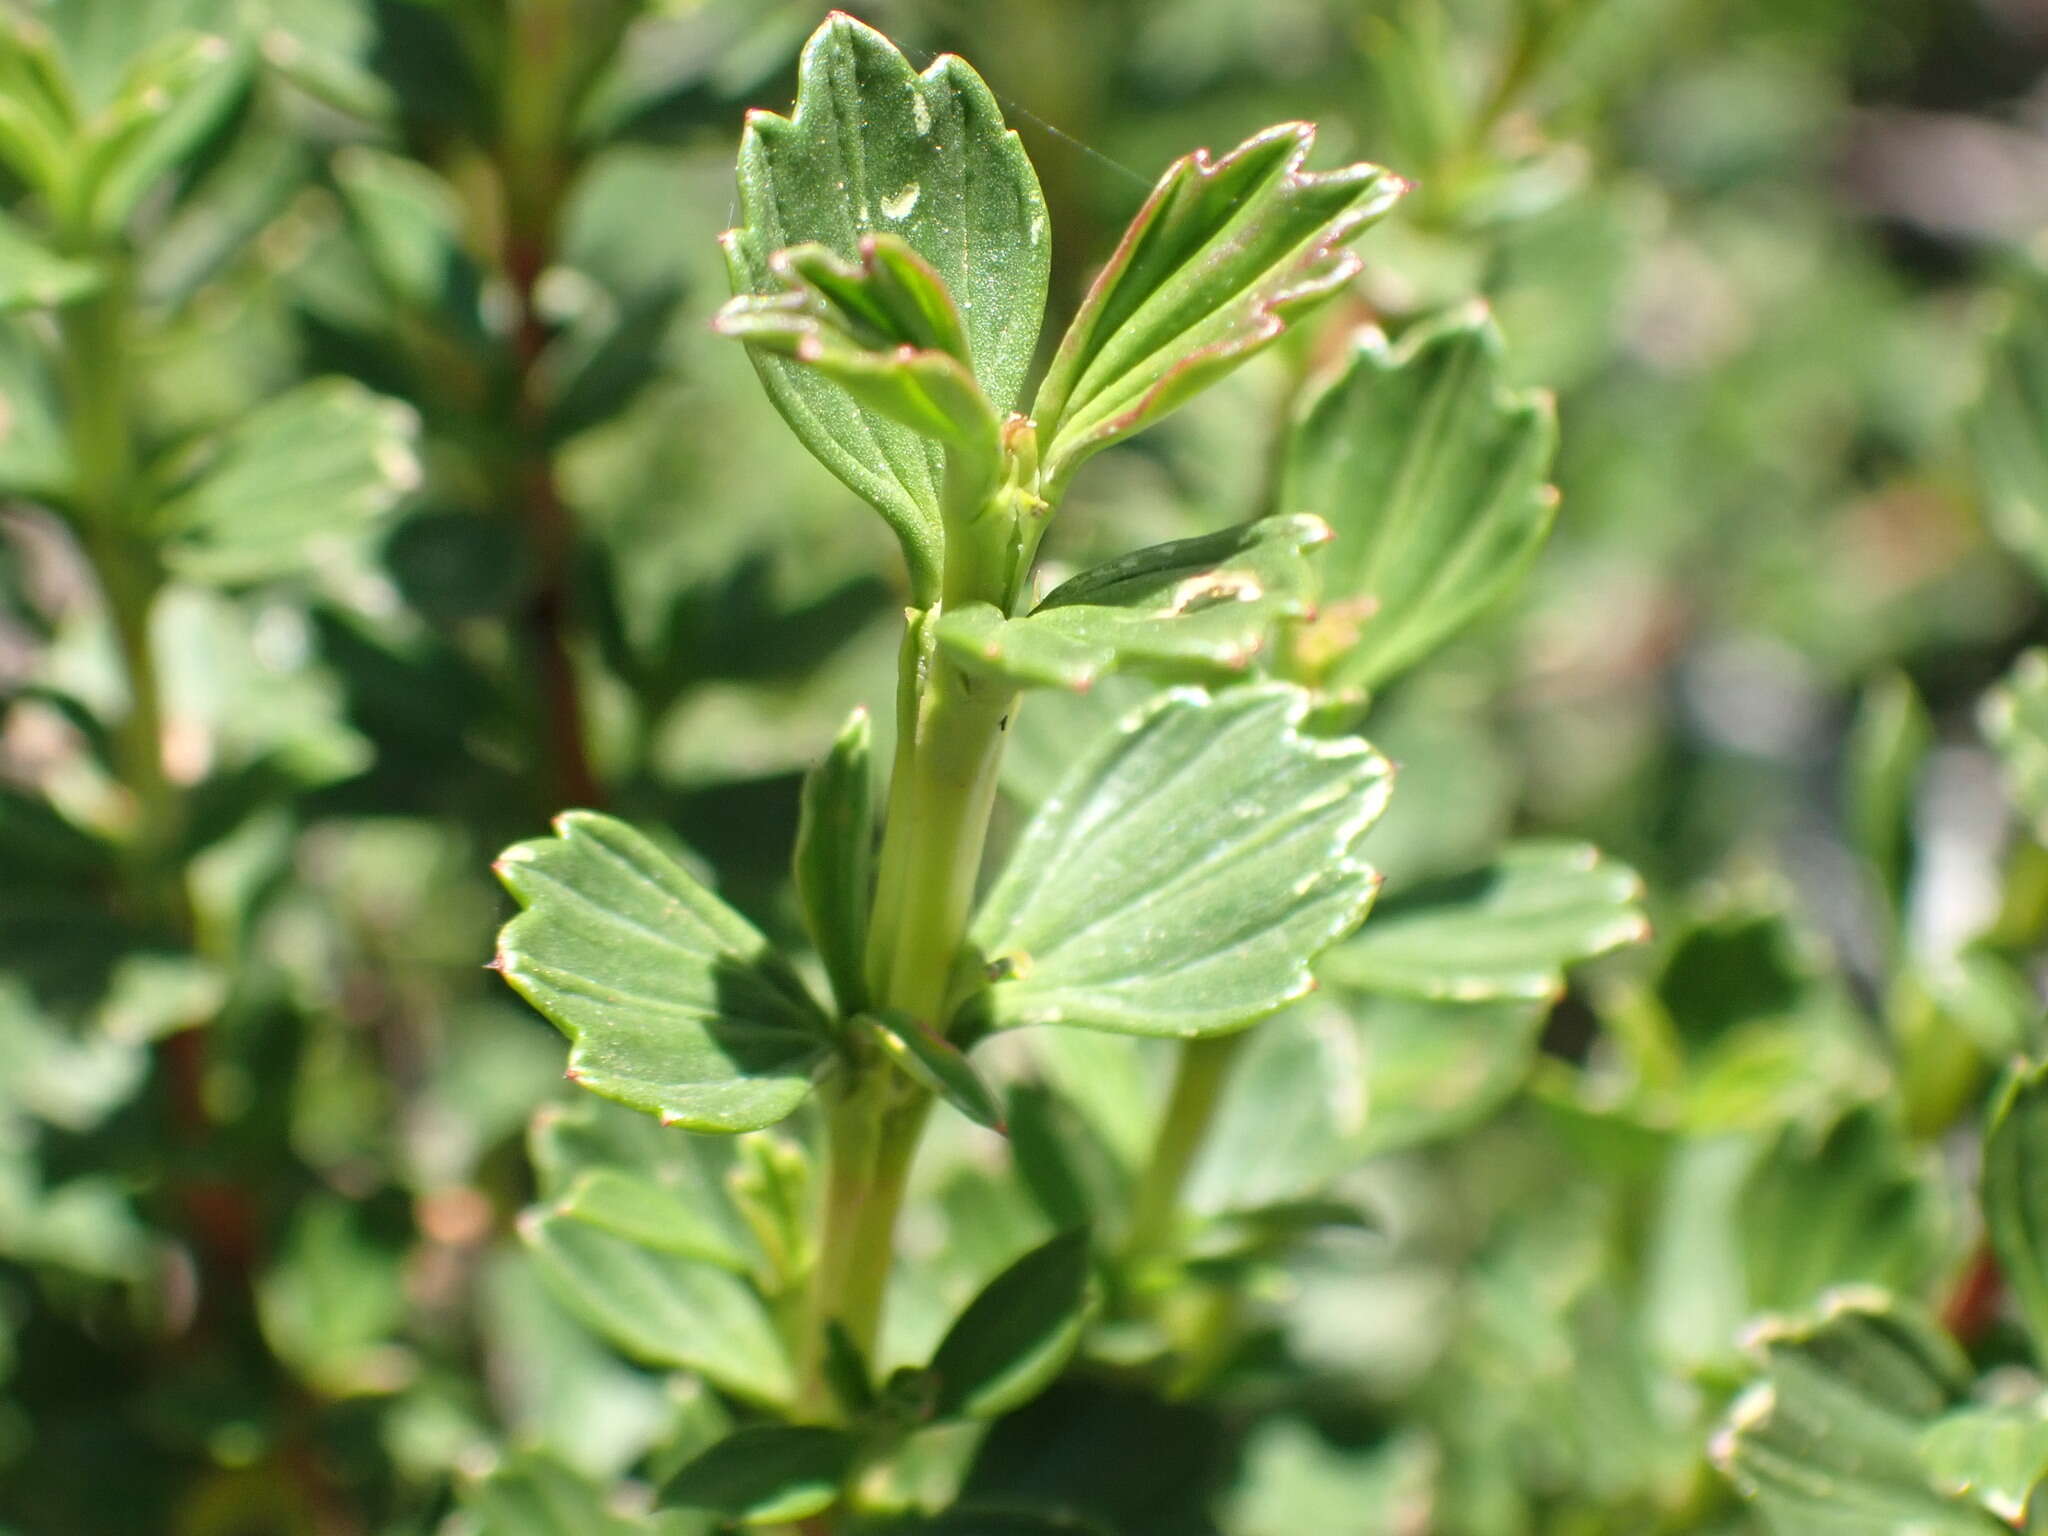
[663,1424,855,1524]
[862,1011,1005,1132]
[929,1229,1095,1419]
[796,706,876,1015]
[1984,1059,2048,1366]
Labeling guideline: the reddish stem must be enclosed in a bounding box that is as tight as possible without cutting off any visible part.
[1942,1240,2003,1348]
[507,234,601,811]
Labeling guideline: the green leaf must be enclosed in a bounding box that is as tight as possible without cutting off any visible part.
[928,1229,1095,1420]
[1739,1103,1943,1315]
[1846,670,1930,917]
[796,707,876,1016]
[332,145,484,328]
[1318,841,1648,1002]
[255,1195,406,1397]
[934,515,1329,692]
[0,316,71,500]
[662,1424,855,1525]
[715,237,1000,484]
[520,1203,795,1407]
[552,1167,754,1272]
[494,811,833,1132]
[153,378,421,583]
[723,12,1049,602]
[966,685,1390,1038]
[0,210,101,312]
[1984,1059,2048,1367]
[256,1,399,124]
[1984,650,2048,842]
[1970,276,2048,592]
[77,30,253,236]
[1919,1399,2048,1525]
[0,15,77,207]
[1032,122,1403,493]
[1278,305,1558,690]
[459,1450,654,1536]
[860,1011,1005,1133]
[1713,1290,2001,1535]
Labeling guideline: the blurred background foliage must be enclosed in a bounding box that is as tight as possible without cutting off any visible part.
[5,0,2048,1531]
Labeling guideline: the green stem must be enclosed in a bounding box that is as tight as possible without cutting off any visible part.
[865,617,1015,1022]
[1125,1032,1247,1265]
[58,266,185,925]
[802,612,1014,1418]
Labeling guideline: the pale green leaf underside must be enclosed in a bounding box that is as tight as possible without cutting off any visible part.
[0,208,102,311]
[494,810,831,1133]
[1033,122,1402,489]
[1983,650,2048,843]
[1281,306,1558,690]
[935,514,1328,692]
[1319,841,1647,1002]
[966,685,1390,1038]
[1918,1400,2048,1524]
[1969,279,2048,592]
[725,13,1048,600]
[552,1167,754,1273]
[520,1204,795,1407]
[154,378,420,583]
[1984,1058,2048,1368]
[1713,1290,2000,1535]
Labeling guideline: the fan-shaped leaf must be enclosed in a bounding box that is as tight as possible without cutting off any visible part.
[153,378,420,583]
[965,685,1389,1037]
[521,1204,794,1407]
[494,811,832,1133]
[1712,1290,2000,1534]
[723,12,1048,602]
[1280,306,1557,690]
[1033,122,1403,492]
[1319,841,1646,1002]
